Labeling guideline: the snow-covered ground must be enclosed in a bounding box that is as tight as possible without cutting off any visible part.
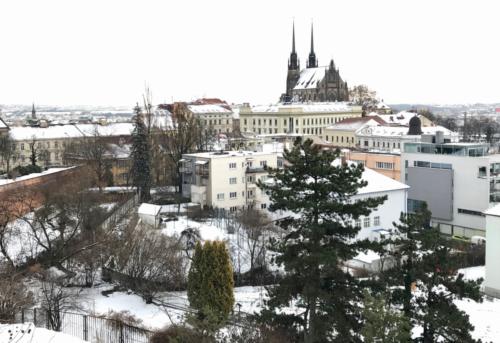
[454,266,500,342]
[77,284,267,330]
[0,323,88,343]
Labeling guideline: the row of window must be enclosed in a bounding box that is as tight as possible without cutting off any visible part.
[243,116,347,127]
[217,190,256,200]
[18,140,64,150]
[228,175,267,185]
[363,140,401,149]
[228,160,267,169]
[325,135,355,144]
[202,119,231,126]
[353,215,380,228]
[243,127,325,135]
[375,162,395,170]
[228,203,267,212]
[410,160,452,170]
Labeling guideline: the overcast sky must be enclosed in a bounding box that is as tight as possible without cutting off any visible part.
[1,0,499,107]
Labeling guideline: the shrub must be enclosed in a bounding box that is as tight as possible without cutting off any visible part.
[187,241,234,329]
[150,325,213,343]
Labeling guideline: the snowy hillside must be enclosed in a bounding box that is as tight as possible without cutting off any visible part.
[0,323,87,343]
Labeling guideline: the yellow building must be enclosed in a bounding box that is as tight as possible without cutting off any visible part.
[239,102,362,139]
[324,116,385,148]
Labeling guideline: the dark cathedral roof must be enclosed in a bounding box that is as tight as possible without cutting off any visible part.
[408,115,423,135]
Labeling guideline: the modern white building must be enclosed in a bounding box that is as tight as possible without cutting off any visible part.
[402,141,500,237]
[483,205,500,298]
[180,150,278,211]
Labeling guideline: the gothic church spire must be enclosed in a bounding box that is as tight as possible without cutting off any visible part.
[288,21,299,70]
[307,23,318,68]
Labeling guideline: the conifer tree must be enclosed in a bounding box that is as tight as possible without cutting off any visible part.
[187,241,234,330]
[130,104,151,202]
[383,204,483,342]
[361,290,411,343]
[257,138,387,342]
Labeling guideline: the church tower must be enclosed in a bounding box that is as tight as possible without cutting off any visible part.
[306,23,318,68]
[284,22,301,102]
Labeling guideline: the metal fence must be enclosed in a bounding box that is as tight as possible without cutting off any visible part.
[100,192,139,231]
[16,308,154,343]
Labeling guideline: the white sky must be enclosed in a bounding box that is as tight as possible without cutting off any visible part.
[1,0,499,107]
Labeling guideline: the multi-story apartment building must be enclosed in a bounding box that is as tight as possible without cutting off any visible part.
[402,140,500,237]
[1,123,133,170]
[180,151,278,211]
[239,102,362,138]
[484,206,500,298]
[188,104,233,135]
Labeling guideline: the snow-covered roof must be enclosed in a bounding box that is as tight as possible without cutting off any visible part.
[357,165,409,195]
[9,123,134,141]
[249,102,355,113]
[357,125,455,137]
[188,104,232,114]
[293,66,328,90]
[376,111,428,126]
[0,167,75,186]
[183,150,276,160]
[353,250,381,263]
[138,203,162,216]
[326,117,384,131]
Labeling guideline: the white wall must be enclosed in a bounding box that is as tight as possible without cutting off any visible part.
[354,188,407,239]
[402,152,500,233]
[485,214,500,298]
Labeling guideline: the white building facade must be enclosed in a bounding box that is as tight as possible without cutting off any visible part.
[402,142,500,237]
[180,151,278,211]
[484,205,500,298]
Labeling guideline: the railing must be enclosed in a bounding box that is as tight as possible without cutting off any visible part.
[99,192,139,231]
[15,308,154,343]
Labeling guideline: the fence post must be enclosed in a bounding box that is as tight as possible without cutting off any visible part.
[33,308,37,326]
[46,309,50,329]
[83,315,88,341]
[21,308,24,323]
[119,322,124,343]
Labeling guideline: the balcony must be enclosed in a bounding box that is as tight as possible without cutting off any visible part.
[246,166,266,174]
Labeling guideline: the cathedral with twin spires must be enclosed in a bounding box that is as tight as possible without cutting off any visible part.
[281,23,349,103]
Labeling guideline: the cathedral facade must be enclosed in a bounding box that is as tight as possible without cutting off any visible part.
[281,24,349,103]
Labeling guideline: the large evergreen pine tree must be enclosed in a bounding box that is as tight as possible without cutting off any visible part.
[130,104,152,202]
[258,138,387,342]
[383,204,483,342]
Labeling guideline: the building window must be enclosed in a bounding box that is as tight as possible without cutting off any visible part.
[260,203,267,209]
[407,199,425,213]
[364,141,368,147]
[458,208,485,217]
[21,143,24,151]
[363,217,370,228]
[260,160,267,167]
[230,192,237,199]
[244,119,247,125]
[374,216,380,226]
[355,218,361,228]
[229,177,237,184]
[217,193,224,200]
[230,206,238,212]
[229,162,237,169]
[376,162,394,170]
[478,166,487,178]
[247,190,254,198]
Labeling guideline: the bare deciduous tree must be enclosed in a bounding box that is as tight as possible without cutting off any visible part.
[0,266,33,322]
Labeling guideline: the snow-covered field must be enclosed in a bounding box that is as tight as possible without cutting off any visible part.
[0,323,88,343]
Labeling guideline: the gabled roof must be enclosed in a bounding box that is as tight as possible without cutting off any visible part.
[326,116,385,131]
[293,66,328,90]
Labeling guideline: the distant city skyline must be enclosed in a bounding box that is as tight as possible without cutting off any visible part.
[1,0,499,107]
